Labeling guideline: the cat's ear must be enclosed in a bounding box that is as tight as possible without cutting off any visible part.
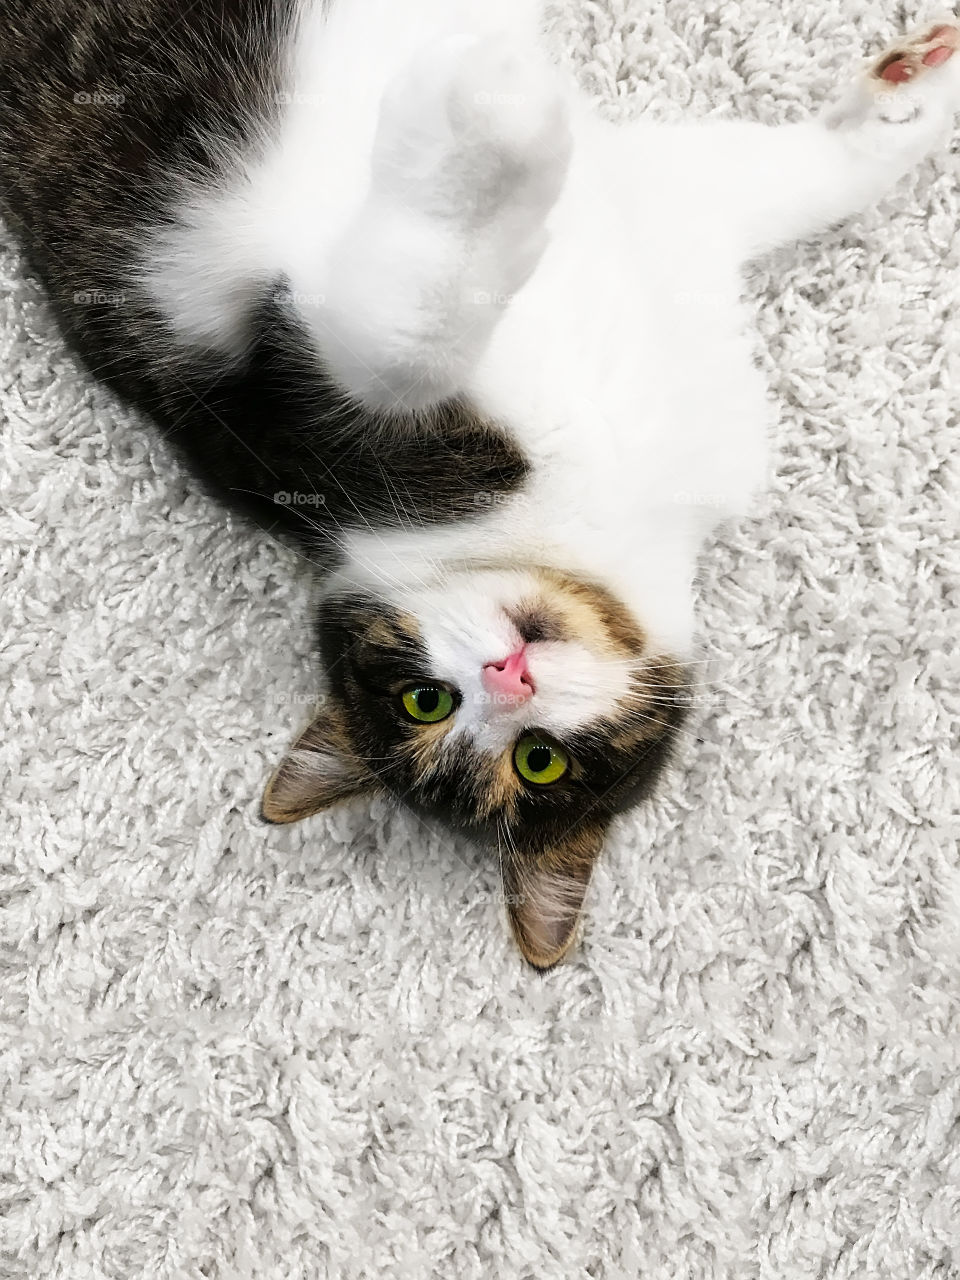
[503,821,606,970]
[261,710,379,824]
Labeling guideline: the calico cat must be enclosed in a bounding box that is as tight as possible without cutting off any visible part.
[0,2,957,968]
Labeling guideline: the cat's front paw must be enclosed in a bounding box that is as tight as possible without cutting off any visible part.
[370,34,571,316]
[446,38,572,307]
[446,36,572,212]
[373,34,571,217]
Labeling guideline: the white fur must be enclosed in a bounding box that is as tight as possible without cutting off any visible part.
[345,567,636,756]
[140,2,960,735]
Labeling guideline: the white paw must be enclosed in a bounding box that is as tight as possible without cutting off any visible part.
[872,23,960,85]
[868,22,960,122]
[829,21,960,130]
[370,34,571,316]
[372,34,571,221]
[446,38,572,305]
[446,36,572,205]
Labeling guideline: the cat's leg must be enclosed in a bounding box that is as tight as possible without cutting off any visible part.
[297,36,572,411]
[659,22,960,261]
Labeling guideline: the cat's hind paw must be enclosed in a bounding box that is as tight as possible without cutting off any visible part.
[825,21,960,131]
[873,23,959,85]
[867,22,960,122]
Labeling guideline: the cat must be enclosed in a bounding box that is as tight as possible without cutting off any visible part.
[0,1,957,968]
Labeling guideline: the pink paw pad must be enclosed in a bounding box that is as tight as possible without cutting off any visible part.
[876,24,959,83]
[880,59,916,83]
[924,46,955,69]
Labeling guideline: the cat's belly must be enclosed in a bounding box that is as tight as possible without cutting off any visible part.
[469,121,772,533]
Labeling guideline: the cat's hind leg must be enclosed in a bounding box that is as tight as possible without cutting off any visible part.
[657,21,960,262]
[305,35,572,411]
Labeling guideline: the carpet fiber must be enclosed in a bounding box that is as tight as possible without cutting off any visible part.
[3,1,960,1276]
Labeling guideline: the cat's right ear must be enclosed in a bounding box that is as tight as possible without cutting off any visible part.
[261,710,380,824]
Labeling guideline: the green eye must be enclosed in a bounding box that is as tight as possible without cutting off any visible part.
[401,685,455,724]
[514,735,569,786]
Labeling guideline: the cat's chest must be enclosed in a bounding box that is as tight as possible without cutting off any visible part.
[470,198,766,520]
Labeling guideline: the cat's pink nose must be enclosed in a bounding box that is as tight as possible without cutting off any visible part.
[482,648,535,706]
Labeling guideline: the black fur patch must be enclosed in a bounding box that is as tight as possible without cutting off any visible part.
[0,0,528,551]
[150,295,529,547]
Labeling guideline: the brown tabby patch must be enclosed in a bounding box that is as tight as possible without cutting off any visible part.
[530,567,648,657]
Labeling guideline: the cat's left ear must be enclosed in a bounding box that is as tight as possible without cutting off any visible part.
[503,820,607,970]
[261,710,380,824]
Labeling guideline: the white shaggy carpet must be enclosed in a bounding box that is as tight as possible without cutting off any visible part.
[3,2,960,1277]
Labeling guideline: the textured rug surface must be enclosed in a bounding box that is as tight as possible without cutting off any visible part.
[3,2,960,1277]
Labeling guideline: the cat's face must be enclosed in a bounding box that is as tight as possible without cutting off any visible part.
[263,565,689,968]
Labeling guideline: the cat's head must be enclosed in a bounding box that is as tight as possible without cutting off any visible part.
[263,564,689,968]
